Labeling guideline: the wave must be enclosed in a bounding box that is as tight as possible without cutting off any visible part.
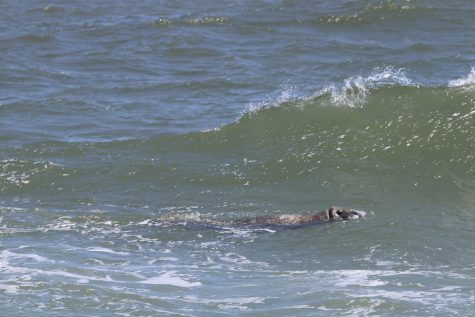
[200,67,475,193]
[228,86,474,172]
[2,68,474,202]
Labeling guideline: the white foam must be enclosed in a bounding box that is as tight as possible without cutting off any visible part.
[241,66,416,117]
[434,286,461,291]
[448,67,475,87]
[286,305,313,309]
[307,268,472,312]
[319,66,416,107]
[43,218,77,232]
[141,271,201,288]
[331,269,387,287]
[86,247,130,255]
[0,250,50,262]
[0,283,19,294]
[182,295,266,311]
[216,297,265,310]
[351,289,443,305]
[246,82,299,114]
[353,210,367,218]
[344,298,383,317]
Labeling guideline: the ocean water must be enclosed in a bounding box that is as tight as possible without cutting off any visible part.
[1,0,475,316]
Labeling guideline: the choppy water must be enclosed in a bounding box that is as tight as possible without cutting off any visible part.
[1,1,475,316]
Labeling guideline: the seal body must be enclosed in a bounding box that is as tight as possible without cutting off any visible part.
[232,207,364,226]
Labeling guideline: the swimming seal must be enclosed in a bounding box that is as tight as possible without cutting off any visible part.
[231,207,365,226]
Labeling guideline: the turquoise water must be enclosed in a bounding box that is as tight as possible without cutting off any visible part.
[1,1,475,316]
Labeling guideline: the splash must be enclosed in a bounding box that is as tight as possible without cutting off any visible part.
[242,67,416,116]
[245,82,300,114]
[319,66,416,107]
[448,67,475,87]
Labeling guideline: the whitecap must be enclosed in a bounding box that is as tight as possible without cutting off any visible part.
[319,66,416,107]
[330,269,387,287]
[241,66,417,117]
[448,67,475,87]
[141,271,201,288]
[86,247,130,255]
[0,250,50,262]
[245,82,299,114]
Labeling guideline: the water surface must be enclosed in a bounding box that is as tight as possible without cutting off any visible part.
[1,1,474,316]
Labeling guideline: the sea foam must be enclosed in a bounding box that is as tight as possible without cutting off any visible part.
[448,67,475,87]
[318,66,416,107]
[244,66,417,115]
[141,271,202,288]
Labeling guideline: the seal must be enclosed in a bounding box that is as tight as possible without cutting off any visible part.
[231,207,365,226]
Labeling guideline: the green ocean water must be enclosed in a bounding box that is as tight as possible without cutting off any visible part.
[1,1,475,316]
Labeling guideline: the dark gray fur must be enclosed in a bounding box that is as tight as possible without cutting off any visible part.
[231,207,364,226]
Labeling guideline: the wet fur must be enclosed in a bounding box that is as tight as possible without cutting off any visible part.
[231,207,364,226]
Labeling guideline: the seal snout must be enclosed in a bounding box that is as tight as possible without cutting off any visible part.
[331,207,365,220]
[345,210,365,219]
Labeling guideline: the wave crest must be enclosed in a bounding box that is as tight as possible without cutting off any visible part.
[319,67,416,107]
[448,67,475,87]
[244,67,416,114]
